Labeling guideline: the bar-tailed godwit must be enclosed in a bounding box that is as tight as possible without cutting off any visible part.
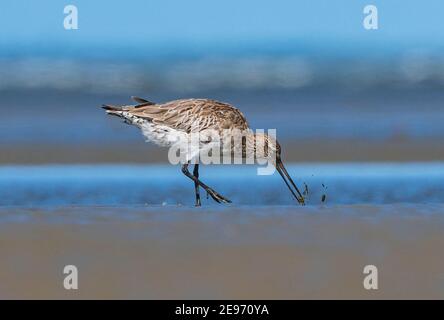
[102,97,305,206]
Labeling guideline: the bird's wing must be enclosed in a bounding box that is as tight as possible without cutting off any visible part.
[127,99,249,133]
[131,96,156,105]
[102,96,156,111]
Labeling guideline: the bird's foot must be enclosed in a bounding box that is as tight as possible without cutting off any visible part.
[206,188,231,204]
[298,197,306,206]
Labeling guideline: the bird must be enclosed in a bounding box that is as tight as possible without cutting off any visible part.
[101,96,305,206]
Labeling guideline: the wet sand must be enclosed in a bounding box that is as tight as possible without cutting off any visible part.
[1,205,444,299]
[2,139,444,164]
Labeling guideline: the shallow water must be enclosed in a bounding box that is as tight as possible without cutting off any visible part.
[1,163,444,207]
[2,88,444,147]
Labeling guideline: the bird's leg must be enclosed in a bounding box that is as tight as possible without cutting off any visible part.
[193,164,201,207]
[181,163,231,204]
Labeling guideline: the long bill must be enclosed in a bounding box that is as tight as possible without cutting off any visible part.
[276,158,305,205]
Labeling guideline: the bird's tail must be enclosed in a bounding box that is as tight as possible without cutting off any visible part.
[101,104,121,111]
[101,96,156,118]
[101,104,125,118]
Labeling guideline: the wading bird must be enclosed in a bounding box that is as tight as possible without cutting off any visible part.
[101,97,305,206]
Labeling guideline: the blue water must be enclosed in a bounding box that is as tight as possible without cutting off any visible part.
[2,87,444,146]
[1,163,444,207]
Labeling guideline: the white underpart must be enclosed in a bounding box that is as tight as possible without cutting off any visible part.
[117,111,197,162]
[141,122,187,148]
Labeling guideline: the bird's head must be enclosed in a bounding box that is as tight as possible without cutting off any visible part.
[251,132,281,160]
[252,132,305,205]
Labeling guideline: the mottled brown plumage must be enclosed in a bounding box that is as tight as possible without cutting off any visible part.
[101,96,305,206]
[112,98,249,134]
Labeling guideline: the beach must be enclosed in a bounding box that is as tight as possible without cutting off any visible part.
[0,164,444,299]
[1,204,444,299]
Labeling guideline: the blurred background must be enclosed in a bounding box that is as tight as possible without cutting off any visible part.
[1,0,444,164]
[2,1,444,300]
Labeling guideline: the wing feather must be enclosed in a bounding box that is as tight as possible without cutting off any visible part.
[126,99,249,133]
